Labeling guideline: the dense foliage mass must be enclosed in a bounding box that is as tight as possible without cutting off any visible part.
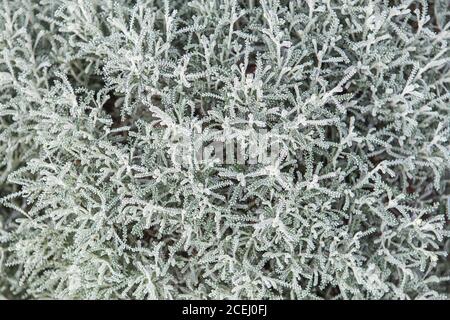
[0,0,449,299]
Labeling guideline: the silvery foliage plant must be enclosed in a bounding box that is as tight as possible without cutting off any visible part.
[0,0,449,299]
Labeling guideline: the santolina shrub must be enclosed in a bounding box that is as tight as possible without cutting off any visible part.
[0,0,449,299]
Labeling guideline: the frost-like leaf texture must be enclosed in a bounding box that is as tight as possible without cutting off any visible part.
[0,0,449,299]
